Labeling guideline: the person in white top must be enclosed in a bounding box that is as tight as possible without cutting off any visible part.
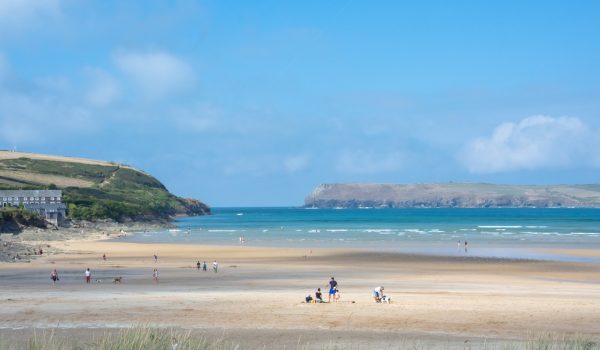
[373,286,384,302]
[212,260,218,273]
[85,268,91,284]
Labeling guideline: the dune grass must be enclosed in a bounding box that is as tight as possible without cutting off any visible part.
[0,327,598,350]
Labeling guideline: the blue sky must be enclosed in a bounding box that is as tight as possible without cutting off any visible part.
[1,1,600,206]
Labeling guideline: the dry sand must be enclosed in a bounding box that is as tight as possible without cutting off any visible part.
[1,240,600,348]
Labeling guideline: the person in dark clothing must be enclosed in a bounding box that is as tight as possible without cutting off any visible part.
[328,277,338,302]
[315,288,323,302]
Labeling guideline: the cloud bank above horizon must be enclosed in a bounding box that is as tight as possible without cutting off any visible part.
[1,1,599,206]
[464,116,600,174]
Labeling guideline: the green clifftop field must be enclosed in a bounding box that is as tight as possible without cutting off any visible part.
[0,151,210,222]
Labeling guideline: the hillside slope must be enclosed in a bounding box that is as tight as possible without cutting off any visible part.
[305,183,600,208]
[0,151,210,222]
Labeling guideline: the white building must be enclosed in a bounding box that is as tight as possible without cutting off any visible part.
[0,190,67,225]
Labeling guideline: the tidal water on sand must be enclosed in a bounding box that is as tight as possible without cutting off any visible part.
[121,207,600,261]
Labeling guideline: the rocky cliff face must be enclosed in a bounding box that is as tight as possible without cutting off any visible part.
[305,183,600,208]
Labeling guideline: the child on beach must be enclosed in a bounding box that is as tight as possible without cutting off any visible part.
[85,268,91,284]
[153,268,159,283]
[315,288,323,303]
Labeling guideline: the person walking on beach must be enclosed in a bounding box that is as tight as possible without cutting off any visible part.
[50,269,59,284]
[213,260,218,273]
[464,240,468,253]
[153,268,159,283]
[85,268,91,284]
[102,254,106,261]
[154,254,158,263]
[328,277,338,302]
[202,261,207,272]
[196,261,201,271]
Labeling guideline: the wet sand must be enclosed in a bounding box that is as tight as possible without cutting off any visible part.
[1,241,600,348]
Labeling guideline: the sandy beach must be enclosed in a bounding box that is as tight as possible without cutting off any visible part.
[1,239,600,348]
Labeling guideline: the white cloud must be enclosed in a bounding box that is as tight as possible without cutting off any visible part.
[0,0,60,27]
[335,150,404,174]
[0,92,96,145]
[463,115,593,173]
[84,68,120,107]
[173,103,220,132]
[114,51,194,97]
[221,154,311,176]
[284,154,310,173]
[0,55,97,146]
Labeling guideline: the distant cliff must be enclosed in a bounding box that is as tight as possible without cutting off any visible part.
[0,151,210,223]
[305,183,600,208]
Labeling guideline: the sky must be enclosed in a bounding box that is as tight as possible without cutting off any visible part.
[1,0,600,207]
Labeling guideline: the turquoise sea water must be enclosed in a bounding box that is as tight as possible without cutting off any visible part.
[122,208,600,261]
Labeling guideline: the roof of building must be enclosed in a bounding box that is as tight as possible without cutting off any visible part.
[0,190,62,197]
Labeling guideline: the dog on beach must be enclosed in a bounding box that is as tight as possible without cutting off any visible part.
[94,279,102,283]
[381,295,391,303]
[112,277,122,284]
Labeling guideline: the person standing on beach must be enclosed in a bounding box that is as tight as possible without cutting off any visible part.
[334,287,341,303]
[85,268,91,284]
[102,254,106,261]
[464,240,468,253]
[202,261,207,272]
[50,269,59,284]
[154,254,158,263]
[213,260,218,273]
[153,268,159,283]
[196,261,201,270]
[328,277,338,302]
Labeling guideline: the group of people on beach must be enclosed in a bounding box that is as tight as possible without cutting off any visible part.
[50,268,90,284]
[50,253,221,285]
[195,260,219,272]
[306,277,341,303]
[305,277,390,304]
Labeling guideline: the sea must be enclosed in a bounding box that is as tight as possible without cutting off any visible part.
[120,207,600,262]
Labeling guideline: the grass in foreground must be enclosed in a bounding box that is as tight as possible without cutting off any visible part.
[0,327,598,350]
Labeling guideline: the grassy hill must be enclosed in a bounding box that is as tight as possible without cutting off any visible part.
[0,151,210,222]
